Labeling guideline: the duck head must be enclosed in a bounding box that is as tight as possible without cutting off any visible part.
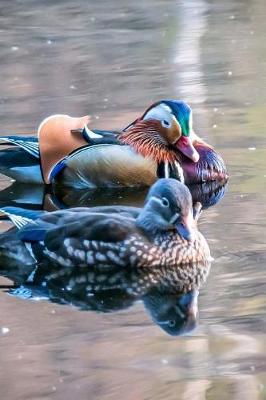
[119,100,227,183]
[120,100,198,163]
[136,178,195,241]
[143,288,198,336]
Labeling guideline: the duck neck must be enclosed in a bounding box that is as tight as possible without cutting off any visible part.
[136,209,171,240]
[118,120,178,164]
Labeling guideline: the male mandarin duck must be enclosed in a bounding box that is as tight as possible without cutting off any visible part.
[0,179,211,274]
[0,100,227,188]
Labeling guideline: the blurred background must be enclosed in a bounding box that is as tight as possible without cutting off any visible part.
[0,0,266,399]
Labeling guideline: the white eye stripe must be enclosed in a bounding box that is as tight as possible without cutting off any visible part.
[143,104,173,126]
[150,195,170,207]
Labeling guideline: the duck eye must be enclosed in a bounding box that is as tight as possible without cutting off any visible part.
[168,320,176,327]
[161,197,170,207]
[162,119,170,128]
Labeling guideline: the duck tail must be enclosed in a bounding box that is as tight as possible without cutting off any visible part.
[0,135,39,158]
[0,207,45,228]
[0,230,36,283]
[0,144,42,183]
[0,207,42,282]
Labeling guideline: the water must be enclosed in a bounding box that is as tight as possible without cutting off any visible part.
[0,0,266,399]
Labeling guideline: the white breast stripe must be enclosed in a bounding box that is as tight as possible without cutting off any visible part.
[164,161,169,178]
[174,161,184,183]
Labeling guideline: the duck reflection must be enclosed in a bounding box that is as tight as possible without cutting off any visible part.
[143,288,199,336]
[3,258,208,336]
[0,179,227,211]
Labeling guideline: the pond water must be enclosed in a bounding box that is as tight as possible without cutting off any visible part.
[0,0,266,399]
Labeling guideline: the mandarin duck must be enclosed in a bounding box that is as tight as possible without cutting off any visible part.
[0,100,227,188]
[0,178,211,274]
[0,179,211,335]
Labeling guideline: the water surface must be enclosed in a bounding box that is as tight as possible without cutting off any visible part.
[0,1,266,399]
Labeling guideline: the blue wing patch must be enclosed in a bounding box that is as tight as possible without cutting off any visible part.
[17,225,48,242]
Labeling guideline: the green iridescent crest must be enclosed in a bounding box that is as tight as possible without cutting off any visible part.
[161,100,192,137]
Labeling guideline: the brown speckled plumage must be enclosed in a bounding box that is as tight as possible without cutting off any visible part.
[43,228,211,296]
[46,229,210,268]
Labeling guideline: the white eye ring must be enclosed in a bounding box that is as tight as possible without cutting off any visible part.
[161,119,170,128]
[161,197,170,207]
[168,320,176,327]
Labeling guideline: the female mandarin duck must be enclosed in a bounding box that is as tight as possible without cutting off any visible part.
[0,179,211,335]
[0,100,227,188]
[0,200,204,335]
[0,179,211,276]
